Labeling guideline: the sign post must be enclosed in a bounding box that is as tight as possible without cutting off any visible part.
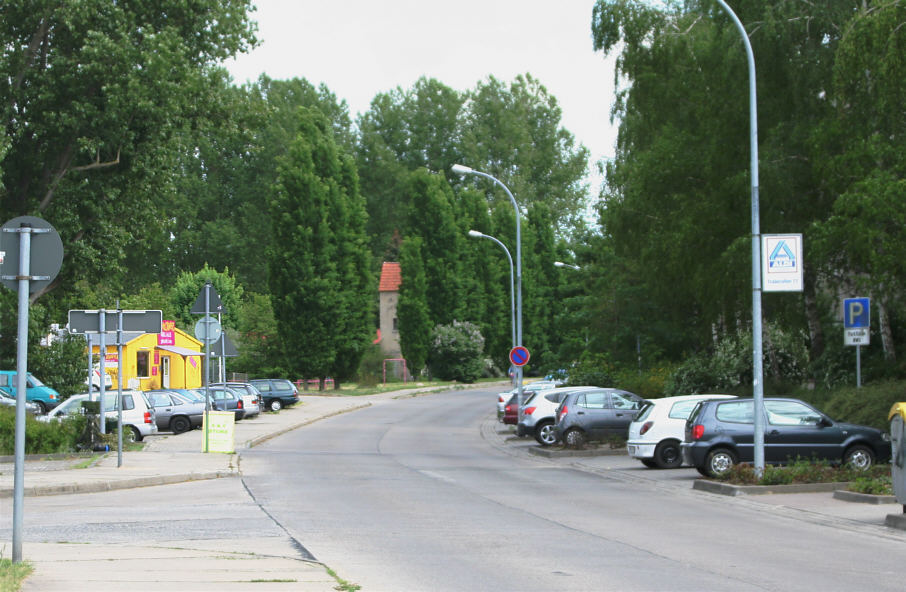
[843,298,870,388]
[1,216,63,564]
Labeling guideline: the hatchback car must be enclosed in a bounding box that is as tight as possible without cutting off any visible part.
[517,386,598,446]
[496,381,557,421]
[554,388,647,447]
[212,382,261,418]
[627,394,736,468]
[146,390,205,433]
[681,397,891,478]
[40,391,157,442]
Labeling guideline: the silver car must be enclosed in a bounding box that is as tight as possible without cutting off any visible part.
[146,390,205,434]
[554,388,647,448]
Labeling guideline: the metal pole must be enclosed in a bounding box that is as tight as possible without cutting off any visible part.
[715,0,764,475]
[455,166,524,418]
[11,224,32,562]
[203,283,211,452]
[856,345,862,388]
[99,310,106,434]
[116,304,124,466]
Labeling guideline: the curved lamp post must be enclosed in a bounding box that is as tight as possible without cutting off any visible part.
[453,164,524,416]
[468,230,516,352]
[713,0,765,475]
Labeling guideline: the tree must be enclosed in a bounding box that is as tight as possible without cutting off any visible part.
[428,321,485,383]
[269,107,370,381]
[397,237,432,375]
[0,1,257,300]
[169,265,244,334]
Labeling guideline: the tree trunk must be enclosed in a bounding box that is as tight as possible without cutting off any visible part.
[803,267,825,369]
[878,296,896,361]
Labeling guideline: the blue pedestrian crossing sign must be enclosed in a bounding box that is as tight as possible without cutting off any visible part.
[843,298,870,328]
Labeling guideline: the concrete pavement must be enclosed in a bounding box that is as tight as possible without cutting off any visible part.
[1,385,468,591]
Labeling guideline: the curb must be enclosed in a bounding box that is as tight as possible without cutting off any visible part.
[885,512,906,530]
[243,402,372,449]
[529,446,627,459]
[693,480,852,496]
[832,489,898,504]
[0,469,237,499]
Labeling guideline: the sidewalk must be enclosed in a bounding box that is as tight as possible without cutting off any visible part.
[1,385,470,591]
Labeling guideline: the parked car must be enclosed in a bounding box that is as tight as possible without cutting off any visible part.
[0,370,61,413]
[212,382,261,418]
[0,390,41,415]
[85,365,113,391]
[146,390,205,433]
[554,388,647,447]
[497,381,557,421]
[681,397,892,478]
[627,394,736,468]
[40,390,158,442]
[199,386,245,419]
[517,386,598,446]
[249,378,299,412]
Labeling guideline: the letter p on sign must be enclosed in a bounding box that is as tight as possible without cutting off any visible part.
[844,298,870,329]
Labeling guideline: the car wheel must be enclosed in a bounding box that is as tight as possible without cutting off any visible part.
[704,448,737,478]
[641,459,658,469]
[654,440,683,469]
[534,420,558,446]
[125,426,142,443]
[564,428,587,449]
[34,401,47,414]
[170,415,191,434]
[269,399,282,412]
[844,444,874,470]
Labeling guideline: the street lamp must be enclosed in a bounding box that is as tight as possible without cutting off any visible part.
[454,164,524,416]
[554,261,580,271]
[713,0,765,476]
[468,230,516,379]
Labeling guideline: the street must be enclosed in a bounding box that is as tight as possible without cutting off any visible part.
[5,386,906,591]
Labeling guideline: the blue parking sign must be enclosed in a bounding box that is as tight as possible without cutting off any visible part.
[843,298,870,328]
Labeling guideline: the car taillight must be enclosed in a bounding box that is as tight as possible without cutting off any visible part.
[499,395,506,403]
[692,424,704,440]
[238,400,243,409]
[525,406,536,415]
[505,404,513,413]
[144,411,151,424]
[559,405,568,418]
[640,421,653,435]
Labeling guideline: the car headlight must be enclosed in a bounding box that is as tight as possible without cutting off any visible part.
[882,432,891,442]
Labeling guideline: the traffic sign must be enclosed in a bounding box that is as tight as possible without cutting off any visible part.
[845,328,869,346]
[68,310,162,334]
[509,346,530,367]
[194,315,222,344]
[843,297,870,328]
[0,216,63,294]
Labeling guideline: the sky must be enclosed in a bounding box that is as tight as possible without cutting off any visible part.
[225,0,620,193]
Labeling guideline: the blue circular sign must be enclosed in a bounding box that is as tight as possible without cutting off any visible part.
[509,346,530,367]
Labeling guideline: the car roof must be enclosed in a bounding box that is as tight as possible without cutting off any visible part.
[649,394,735,404]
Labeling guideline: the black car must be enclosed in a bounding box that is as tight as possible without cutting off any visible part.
[553,388,647,447]
[681,397,891,478]
[249,378,299,412]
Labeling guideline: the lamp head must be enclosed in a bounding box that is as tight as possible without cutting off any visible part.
[452,164,474,175]
[468,230,483,238]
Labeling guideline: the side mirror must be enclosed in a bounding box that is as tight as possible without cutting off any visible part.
[817,416,832,428]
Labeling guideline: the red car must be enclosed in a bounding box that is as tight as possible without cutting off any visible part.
[503,392,521,425]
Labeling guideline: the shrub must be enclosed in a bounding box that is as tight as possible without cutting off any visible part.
[566,353,616,387]
[822,380,903,431]
[0,407,89,455]
[848,474,893,495]
[716,458,890,485]
[428,321,485,383]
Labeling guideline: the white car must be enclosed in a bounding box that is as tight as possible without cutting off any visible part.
[517,386,598,445]
[627,394,736,468]
[40,390,158,442]
[496,381,558,421]
[213,382,261,419]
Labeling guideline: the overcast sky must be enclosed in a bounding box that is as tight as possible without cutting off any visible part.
[226,0,620,190]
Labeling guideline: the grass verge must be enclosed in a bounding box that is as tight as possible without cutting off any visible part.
[0,557,34,592]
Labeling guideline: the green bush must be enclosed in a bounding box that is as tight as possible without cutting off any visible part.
[428,321,485,383]
[0,407,89,455]
[821,380,904,431]
[716,458,890,485]
[848,474,893,495]
[566,353,616,387]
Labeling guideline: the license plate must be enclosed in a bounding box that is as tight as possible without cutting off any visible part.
[627,445,636,454]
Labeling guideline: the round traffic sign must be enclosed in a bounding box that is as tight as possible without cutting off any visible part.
[509,346,530,367]
[194,315,222,344]
[0,216,63,294]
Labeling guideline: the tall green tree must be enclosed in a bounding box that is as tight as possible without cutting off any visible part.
[397,237,432,375]
[0,0,256,300]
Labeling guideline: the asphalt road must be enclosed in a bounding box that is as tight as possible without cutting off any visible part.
[241,387,906,592]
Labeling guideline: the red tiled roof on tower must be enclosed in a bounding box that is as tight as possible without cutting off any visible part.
[379,262,402,292]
